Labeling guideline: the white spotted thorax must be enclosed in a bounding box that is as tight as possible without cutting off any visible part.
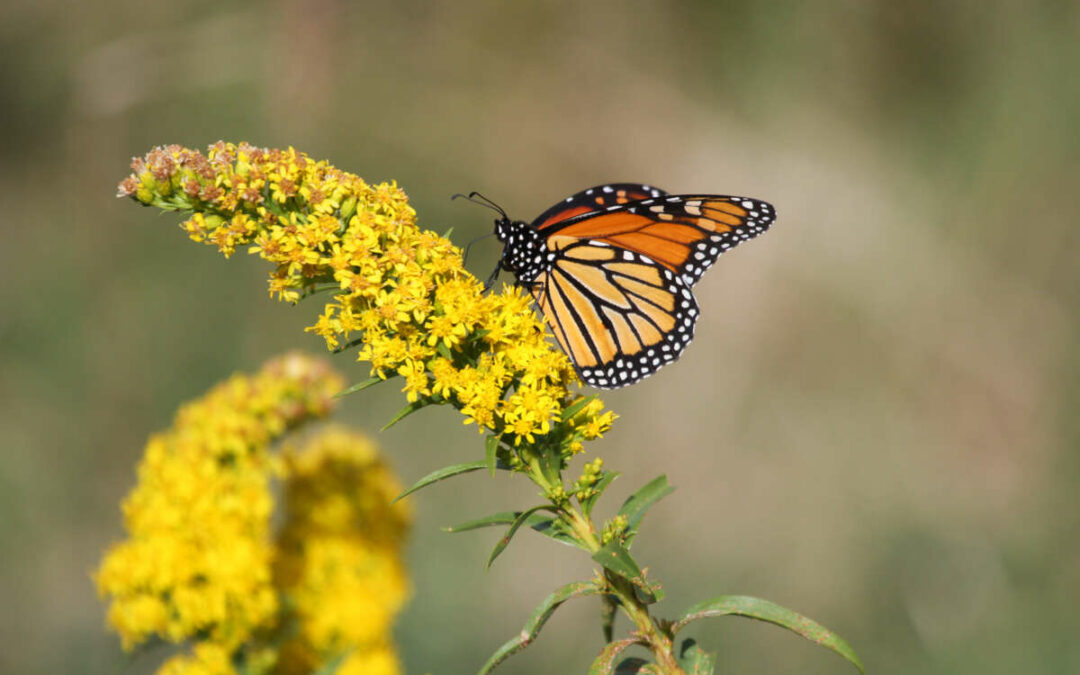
[484,183,775,390]
[494,218,551,285]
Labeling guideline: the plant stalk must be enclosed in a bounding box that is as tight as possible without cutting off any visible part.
[525,460,685,674]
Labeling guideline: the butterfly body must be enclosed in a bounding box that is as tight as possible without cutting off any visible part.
[485,183,775,389]
[494,218,551,285]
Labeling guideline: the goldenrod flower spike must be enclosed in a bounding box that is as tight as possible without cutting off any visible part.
[118,142,615,448]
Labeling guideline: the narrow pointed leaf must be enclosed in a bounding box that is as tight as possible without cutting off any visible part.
[672,595,864,674]
[299,284,345,301]
[334,376,383,398]
[582,470,620,518]
[443,511,519,533]
[486,505,558,569]
[676,638,716,675]
[588,638,647,675]
[485,434,500,476]
[600,594,617,643]
[381,400,426,431]
[536,444,563,485]
[560,395,597,422]
[331,336,367,354]
[592,541,644,582]
[478,580,603,674]
[524,515,581,547]
[393,459,507,504]
[617,475,674,546]
[592,542,660,604]
[443,511,581,548]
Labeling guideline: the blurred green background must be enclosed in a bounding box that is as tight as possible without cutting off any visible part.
[2,1,1078,673]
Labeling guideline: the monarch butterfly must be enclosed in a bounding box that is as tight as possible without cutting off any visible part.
[459,183,775,389]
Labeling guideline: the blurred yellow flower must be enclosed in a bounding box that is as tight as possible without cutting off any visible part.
[95,353,342,653]
[273,428,410,675]
[96,354,409,674]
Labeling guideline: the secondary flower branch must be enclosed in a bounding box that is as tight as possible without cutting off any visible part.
[95,353,411,674]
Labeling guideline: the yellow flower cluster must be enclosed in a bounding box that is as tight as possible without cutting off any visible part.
[95,353,409,674]
[274,428,410,675]
[118,142,614,445]
[95,353,341,653]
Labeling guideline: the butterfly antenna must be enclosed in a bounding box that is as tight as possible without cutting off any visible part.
[451,191,509,219]
[451,191,510,293]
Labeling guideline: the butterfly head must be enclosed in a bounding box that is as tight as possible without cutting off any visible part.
[452,191,548,287]
[493,217,548,283]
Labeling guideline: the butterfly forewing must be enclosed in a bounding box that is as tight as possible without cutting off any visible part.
[542,195,775,287]
[532,240,696,389]
[531,183,668,231]
[487,184,773,388]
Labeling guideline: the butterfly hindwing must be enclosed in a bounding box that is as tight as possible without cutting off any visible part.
[531,183,668,231]
[532,239,697,389]
[542,195,776,287]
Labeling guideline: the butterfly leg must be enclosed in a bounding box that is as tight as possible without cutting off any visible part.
[516,279,545,295]
[483,264,502,292]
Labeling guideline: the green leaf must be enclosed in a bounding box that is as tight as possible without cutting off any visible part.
[588,637,644,675]
[536,444,563,486]
[676,638,716,675]
[442,511,581,548]
[478,580,603,674]
[333,376,383,399]
[592,542,661,604]
[614,659,661,674]
[485,434,500,476]
[442,226,455,238]
[443,511,520,533]
[380,400,426,431]
[435,340,453,360]
[331,336,367,354]
[560,395,597,421]
[487,505,559,569]
[642,582,665,605]
[298,284,345,301]
[600,594,617,643]
[617,475,674,547]
[592,541,645,582]
[310,650,349,675]
[525,515,581,547]
[393,459,507,504]
[672,595,864,674]
[582,470,620,518]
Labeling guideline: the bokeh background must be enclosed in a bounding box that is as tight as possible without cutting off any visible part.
[3,1,1078,673]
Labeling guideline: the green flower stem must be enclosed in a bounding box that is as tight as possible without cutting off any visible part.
[522,460,685,675]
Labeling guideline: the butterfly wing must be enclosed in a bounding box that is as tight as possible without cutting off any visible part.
[531,183,668,231]
[531,239,696,389]
[541,195,776,287]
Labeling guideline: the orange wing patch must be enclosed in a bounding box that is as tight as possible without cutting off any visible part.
[532,184,668,231]
[535,205,593,230]
[548,196,775,286]
[532,240,699,388]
